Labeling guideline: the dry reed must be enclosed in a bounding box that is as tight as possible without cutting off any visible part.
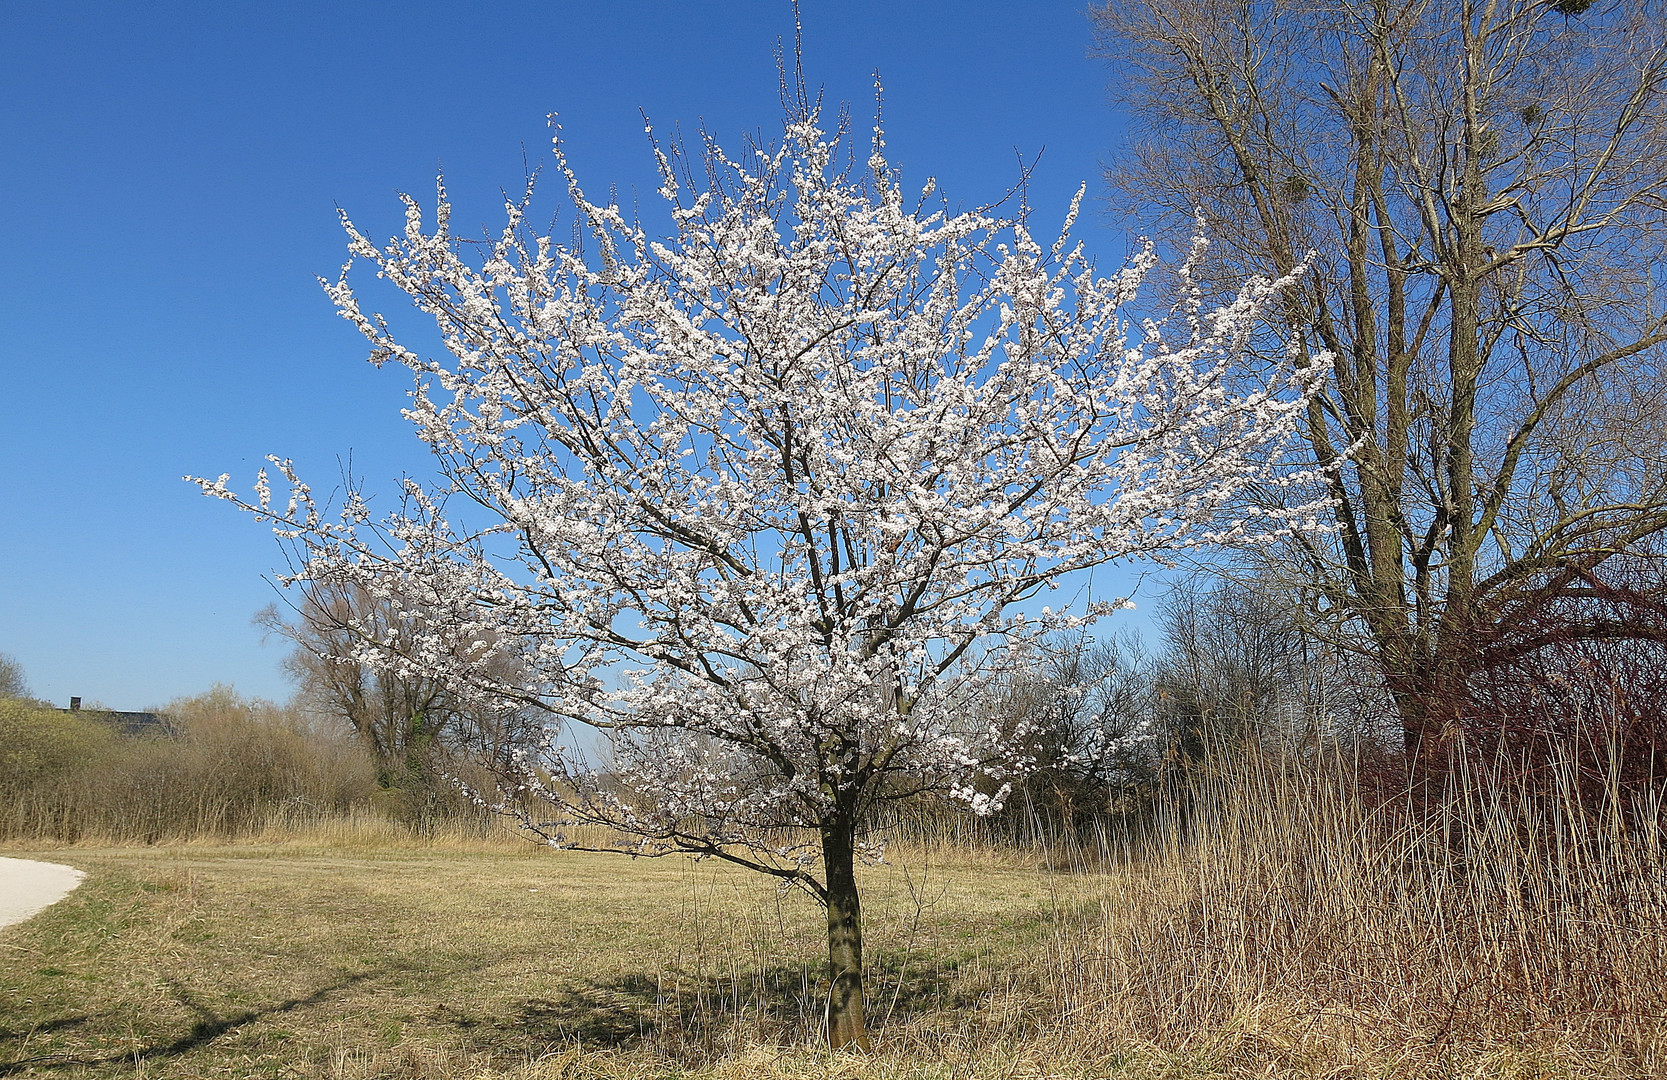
[1031,745,1667,1076]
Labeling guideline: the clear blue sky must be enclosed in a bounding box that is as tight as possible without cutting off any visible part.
[0,1,1144,710]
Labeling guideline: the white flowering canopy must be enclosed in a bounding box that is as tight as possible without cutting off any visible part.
[198,107,1323,881]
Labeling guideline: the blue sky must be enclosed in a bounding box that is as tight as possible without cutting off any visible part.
[0,1,1146,710]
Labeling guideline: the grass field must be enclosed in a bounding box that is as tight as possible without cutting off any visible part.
[7,757,1667,1079]
[0,837,1107,1079]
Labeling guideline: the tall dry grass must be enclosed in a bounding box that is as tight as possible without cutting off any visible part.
[0,687,379,842]
[1032,744,1667,1076]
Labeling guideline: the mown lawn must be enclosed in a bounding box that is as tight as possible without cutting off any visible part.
[0,842,1094,1079]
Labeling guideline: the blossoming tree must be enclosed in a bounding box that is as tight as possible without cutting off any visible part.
[196,106,1322,1048]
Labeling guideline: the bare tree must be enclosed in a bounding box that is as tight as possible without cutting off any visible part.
[980,577,1387,839]
[261,584,540,823]
[1150,575,1392,759]
[0,654,29,701]
[1155,578,1296,758]
[1093,0,1667,771]
[978,633,1161,830]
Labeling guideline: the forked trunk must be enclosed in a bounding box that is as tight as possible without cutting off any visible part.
[821,818,870,1050]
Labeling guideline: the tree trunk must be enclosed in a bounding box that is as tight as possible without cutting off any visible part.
[821,817,870,1050]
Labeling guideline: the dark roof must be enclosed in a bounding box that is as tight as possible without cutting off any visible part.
[56,708,173,737]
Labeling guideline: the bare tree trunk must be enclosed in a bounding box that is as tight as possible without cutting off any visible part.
[1092,0,1667,776]
[821,815,870,1050]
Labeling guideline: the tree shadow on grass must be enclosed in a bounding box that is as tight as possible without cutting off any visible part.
[0,1017,92,1042]
[466,956,981,1055]
[0,970,385,1075]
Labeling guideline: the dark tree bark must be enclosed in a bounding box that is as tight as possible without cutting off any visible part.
[820,813,871,1051]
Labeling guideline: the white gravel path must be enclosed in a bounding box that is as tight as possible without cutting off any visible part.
[0,858,84,930]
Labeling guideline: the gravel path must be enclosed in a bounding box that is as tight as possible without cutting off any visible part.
[0,858,84,930]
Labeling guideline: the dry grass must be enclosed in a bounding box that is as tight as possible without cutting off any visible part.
[0,692,382,845]
[3,751,1664,1078]
[1035,752,1667,1078]
[0,837,1082,1078]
